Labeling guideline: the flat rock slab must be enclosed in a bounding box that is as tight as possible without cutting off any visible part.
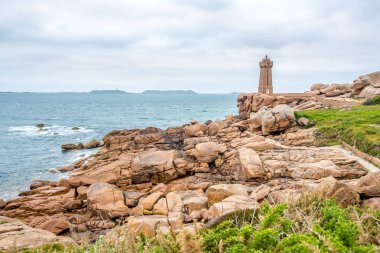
[0,216,74,252]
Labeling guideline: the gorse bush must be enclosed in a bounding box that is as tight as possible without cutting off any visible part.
[20,197,380,253]
[202,199,377,253]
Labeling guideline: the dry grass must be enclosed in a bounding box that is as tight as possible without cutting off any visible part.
[19,194,380,253]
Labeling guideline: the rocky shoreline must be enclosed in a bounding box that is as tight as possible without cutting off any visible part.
[1,75,380,251]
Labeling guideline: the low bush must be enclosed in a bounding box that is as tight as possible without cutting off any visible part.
[21,197,380,253]
[364,96,380,105]
[202,198,378,253]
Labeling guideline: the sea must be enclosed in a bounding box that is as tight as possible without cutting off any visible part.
[0,93,238,200]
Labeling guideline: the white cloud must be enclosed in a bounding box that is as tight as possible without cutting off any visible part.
[0,0,379,92]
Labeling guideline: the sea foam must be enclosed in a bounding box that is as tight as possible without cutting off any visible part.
[8,125,94,136]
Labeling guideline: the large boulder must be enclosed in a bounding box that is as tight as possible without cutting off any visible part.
[61,143,83,150]
[37,217,71,235]
[152,198,169,215]
[83,140,101,149]
[67,158,127,186]
[180,191,208,213]
[132,150,177,172]
[289,160,341,180]
[351,76,371,90]
[351,72,380,97]
[325,90,347,97]
[237,94,287,119]
[134,132,163,144]
[87,183,130,218]
[206,184,249,207]
[192,142,219,163]
[357,86,380,99]
[242,140,275,152]
[141,192,164,211]
[131,150,178,183]
[250,185,272,201]
[316,176,359,207]
[155,190,208,215]
[262,104,295,135]
[205,195,258,221]
[76,186,88,200]
[124,191,144,208]
[310,83,329,91]
[0,216,74,252]
[368,71,380,84]
[184,123,207,137]
[356,171,380,197]
[126,215,167,237]
[207,121,225,136]
[251,94,277,112]
[251,104,295,135]
[283,129,315,146]
[238,148,265,179]
[361,197,380,210]
[248,106,271,129]
[122,214,184,237]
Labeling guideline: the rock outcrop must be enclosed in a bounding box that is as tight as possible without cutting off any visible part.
[355,171,380,197]
[309,71,380,99]
[36,217,71,235]
[87,183,130,219]
[205,195,258,221]
[238,148,265,179]
[0,106,375,244]
[191,142,220,163]
[250,104,295,135]
[316,176,359,207]
[0,216,74,252]
[61,140,102,151]
[206,184,249,207]
[237,93,323,119]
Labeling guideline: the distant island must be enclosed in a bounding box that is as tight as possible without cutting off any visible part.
[89,89,129,94]
[142,90,197,94]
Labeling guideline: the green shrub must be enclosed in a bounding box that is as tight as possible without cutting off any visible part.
[275,234,320,253]
[364,96,380,105]
[249,228,280,250]
[20,197,380,253]
[319,200,358,248]
[202,199,379,253]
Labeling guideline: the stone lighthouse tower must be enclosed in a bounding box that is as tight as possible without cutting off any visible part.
[258,55,273,94]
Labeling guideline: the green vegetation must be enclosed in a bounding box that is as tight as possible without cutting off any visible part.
[364,96,380,105]
[18,197,380,253]
[295,105,380,158]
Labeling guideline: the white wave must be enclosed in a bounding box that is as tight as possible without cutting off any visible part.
[65,149,94,164]
[8,125,94,136]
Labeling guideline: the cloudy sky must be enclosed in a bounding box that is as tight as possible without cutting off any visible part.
[0,0,379,93]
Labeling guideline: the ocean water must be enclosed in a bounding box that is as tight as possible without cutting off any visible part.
[0,93,238,199]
